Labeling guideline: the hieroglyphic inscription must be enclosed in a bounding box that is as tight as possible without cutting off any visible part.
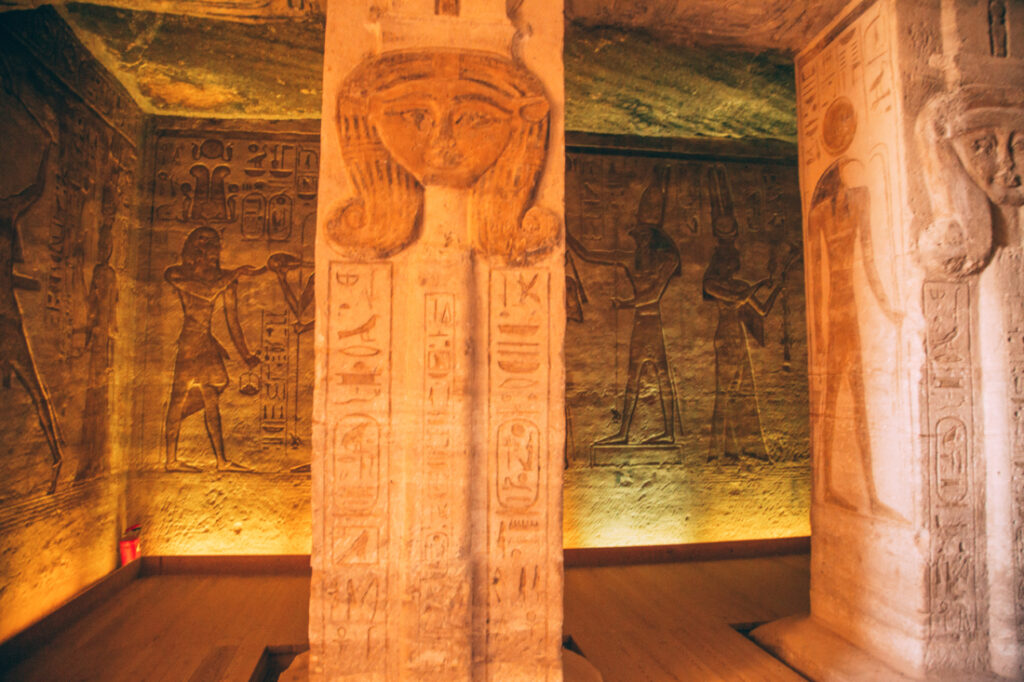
[923,281,981,659]
[487,268,550,665]
[408,291,470,673]
[152,127,317,471]
[322,261,391,676]
[1002,251,1024,634]
[798,3,895,170]
[258,311,291,447]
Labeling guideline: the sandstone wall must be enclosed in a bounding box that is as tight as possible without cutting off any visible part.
[563,134,810,547]
[0,7,142,642]
[128,117,318,556]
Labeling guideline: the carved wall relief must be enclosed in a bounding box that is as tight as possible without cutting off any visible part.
[0,7,140,643]
[327,50,555,265]
[314,6,563,671]
[563,138,809,548]
[795,1,909,529]
[144,126,318,477]
[921,281,984,669]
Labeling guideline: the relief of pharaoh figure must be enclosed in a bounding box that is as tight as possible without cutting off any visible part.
[163,226,262,472]
[567,168,681,445]
[78,168,120,481]
[326,50,556,263]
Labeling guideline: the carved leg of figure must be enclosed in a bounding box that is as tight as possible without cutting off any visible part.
[821,366,857,511]
[848,366,905,522]
[12,356,63,493]
[643,362,675,444]
[201,385,252,472]
[596,369,639,445]
[164,383,201,472]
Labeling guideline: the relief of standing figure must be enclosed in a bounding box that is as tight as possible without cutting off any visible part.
[0,140,63,493]
[703,166,797,464]
[567,167,681,445]
[163,226,262,472]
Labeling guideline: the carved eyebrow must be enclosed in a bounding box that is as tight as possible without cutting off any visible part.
[451,93,512,112]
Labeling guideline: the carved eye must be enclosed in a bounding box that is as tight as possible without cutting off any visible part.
[1011,133,1024,155]
[454,110,497,130]
[971,136,996,155]
[398,108,432,131]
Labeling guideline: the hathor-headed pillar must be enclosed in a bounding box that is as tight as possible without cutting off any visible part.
[755,0,1024,679]
[310,0,565,679]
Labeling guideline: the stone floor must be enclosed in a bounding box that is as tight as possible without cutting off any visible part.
[1,553,809,681]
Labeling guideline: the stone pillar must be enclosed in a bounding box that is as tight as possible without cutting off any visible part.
[309,1,564,680]
[753,0,1024,679]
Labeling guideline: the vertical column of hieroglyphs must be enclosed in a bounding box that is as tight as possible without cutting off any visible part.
[921,281,982,667]
[486,266,552,674]
[313,0,563,679]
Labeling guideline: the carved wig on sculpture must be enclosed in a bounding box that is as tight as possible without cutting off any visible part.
[327,49,555,263]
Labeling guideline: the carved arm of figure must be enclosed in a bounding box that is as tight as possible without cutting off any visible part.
[12,142,51,220]
[565,227,631,268]
[702,274,769,307]
[222,282,260,368]
[13,274,41,291]
[854,186,903,325]
[749,249,801,318]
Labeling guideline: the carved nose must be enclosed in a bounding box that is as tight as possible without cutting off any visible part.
[426,116,460,168]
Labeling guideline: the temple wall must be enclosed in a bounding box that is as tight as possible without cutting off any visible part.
[128,117,317,556]
[0,8,142,642]
[0,4,814,645]
[563,135,810,548]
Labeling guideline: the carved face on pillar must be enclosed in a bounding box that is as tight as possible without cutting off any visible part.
[950,112,1024,207]
[369,79,519,188]
[329,50,554,263]
[917,89,1024,276]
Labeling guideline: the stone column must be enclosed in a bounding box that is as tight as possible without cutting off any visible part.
[754,0,1024,679]
[309,1,564,680]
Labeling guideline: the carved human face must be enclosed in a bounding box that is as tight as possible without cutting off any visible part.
[369,79,516,188]
[951,123,1024,207]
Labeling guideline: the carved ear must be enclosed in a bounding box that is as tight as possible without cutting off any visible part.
[519,96,549,124]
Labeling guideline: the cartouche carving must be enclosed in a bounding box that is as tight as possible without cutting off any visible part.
[330,50,554,264]
[917,87,1024,276]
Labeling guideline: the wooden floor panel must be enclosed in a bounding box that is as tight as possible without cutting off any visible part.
[3,554,809,681]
